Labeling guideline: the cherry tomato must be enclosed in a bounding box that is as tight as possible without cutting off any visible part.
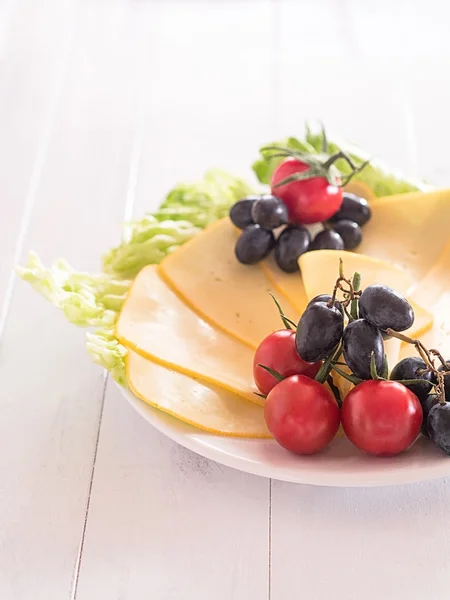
[271,157,343,224]
[253,329,321,395]
[341,380,422,457]
[264,375,340,455]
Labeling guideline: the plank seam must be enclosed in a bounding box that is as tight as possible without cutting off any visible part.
[70,374,108,600]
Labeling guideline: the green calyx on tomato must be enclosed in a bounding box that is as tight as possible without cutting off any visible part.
[263,145,369,189]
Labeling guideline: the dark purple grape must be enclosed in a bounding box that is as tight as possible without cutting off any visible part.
[229,197,258,229]
[331,220,362,250]
[295,302,344,362]
[274,225,310,273]
[251,195,288,230]
[343,319,384,380]
[390,357,434,402]
[359,284,414,333]
[421,394,439,437]
[427,402,450,454]
[329,192,371,226]
[235,224,275,265]
[310,230,344,251]
[306,294,344,316]
[437,361,450,401]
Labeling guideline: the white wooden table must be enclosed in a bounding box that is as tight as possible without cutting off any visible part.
[1,1,450,598]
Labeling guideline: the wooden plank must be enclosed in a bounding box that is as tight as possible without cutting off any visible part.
[76,385,270,600]
[0,0,75,316]
[271,3,450,600]
[275,0,414,175]
[271,480,450,599]
[76,2,273,597]
[0,1,147,598]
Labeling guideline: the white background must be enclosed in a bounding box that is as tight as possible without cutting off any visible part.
[1,1,450,598]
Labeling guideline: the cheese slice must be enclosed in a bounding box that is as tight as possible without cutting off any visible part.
[399,240,450,362]
[344,180,376,203]
[116,265,260,405]
[298,250,433,338]
[357,188,450,283]
[299,250,417,397]
[261,255,308,314]
[159,218,299,349]
[127,351,271,438]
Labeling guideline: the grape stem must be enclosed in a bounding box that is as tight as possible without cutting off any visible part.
[385,328,450,404]
[328,259,361,310]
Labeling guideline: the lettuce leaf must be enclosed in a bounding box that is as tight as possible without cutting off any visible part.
[86,328,128,387]
[16,252,130,327]
[154,168,256,227]
[102,217,200,280]
[103,168,255,279]
[18,168,255,385]
[16,252,130,386]
[252,127,430,197]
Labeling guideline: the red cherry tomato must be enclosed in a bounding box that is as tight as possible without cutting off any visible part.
[341,380,422,457]
[253,329,321,395]
[272,157,343,224]
[264,375,340,455]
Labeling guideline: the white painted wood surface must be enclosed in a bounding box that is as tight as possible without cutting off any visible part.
[1,1,450,598]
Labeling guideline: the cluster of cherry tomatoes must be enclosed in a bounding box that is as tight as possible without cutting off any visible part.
[253,327,424,457]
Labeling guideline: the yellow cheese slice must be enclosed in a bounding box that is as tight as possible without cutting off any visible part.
[299,250,415,397]
[357,188,450,283]
[399,240,450,362]
[158,218,299,349]
[299,250,412,297]
[116,265,260,405]
[127,351,271,438]
[261,255,308,314]
[344,180,376,203]
[298,250,433,338]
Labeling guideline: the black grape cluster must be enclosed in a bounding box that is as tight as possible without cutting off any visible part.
[296,284,414,379]
[230,192,371,273]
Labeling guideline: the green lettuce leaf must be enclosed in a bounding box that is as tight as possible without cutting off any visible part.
[16,252,130,327]
[16,252,130,386]
[102,217,200,280]
[103,169,255,279]
[18,169,256,385]
[86,328,128,387]
[252,126,430,197]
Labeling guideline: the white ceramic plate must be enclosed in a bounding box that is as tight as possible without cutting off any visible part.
[121,387,450,487]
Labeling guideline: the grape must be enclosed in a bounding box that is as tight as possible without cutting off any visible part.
[427,402,450,455]
[437,361,450,400]
[306,294,344,316]
[390,357,433,402]
[359,284,414,332]
[274,225,310,273]
[343,319,384,380]
[235,224,275,265]
[251,195,288,230]
[421,394,439,437]
[229,197,257,229]
[310,230,344,251]
[329,192,371,226]
[331,220,362,250]
[295,302,344,362]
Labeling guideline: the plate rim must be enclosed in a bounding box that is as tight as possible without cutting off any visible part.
[119,384,450,488]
